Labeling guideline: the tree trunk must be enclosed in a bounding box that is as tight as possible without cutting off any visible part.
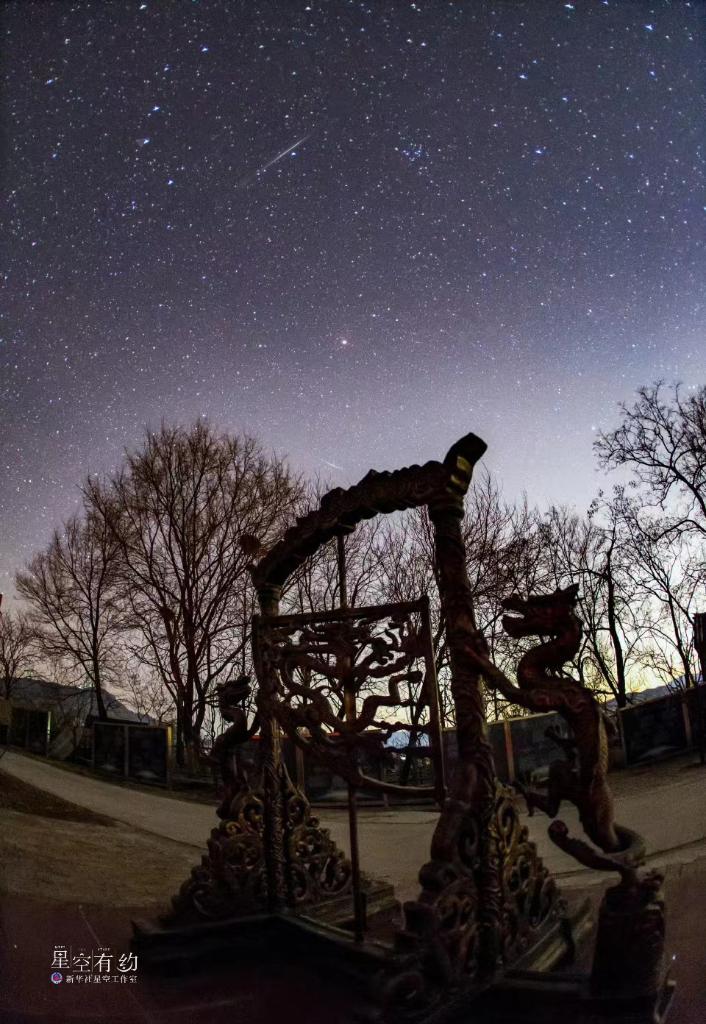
[181,691,200,774]
[605,542,627,708]
[92,657,108,720]
[174,696,185,768]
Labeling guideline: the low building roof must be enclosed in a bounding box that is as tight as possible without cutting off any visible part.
[5,677,155,724]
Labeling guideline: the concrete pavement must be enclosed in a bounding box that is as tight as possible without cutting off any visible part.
[2,750,706,1022]
[3,750,706,903]
[2,752,217,848]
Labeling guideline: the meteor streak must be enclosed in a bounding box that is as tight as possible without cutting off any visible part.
[236,133,312,188]
[259,134,310,173]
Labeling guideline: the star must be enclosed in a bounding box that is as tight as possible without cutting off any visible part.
[0,0,702,614]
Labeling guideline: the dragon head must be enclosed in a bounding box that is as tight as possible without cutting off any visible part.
[217,675,252,720]
[501,583,581,639]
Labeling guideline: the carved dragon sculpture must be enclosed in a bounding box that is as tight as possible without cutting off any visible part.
[462,583,644,871]
[206,675,260,820]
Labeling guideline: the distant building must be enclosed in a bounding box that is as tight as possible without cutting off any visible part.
[0,677,153,759]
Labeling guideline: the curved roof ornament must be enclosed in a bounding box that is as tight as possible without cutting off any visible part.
[250,432,488,599]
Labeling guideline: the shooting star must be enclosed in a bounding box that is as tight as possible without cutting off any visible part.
[318,457,344,472]
[259,133,311,173]
[236,133,312,188]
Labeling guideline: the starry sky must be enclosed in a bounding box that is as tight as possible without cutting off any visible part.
[2,1,705,603]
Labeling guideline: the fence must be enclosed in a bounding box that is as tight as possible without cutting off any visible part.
[9,685,701,794]
[3,704,51,756]
[280,685,706,802]
[442,714,570,786]
[618,682,706,766]
[280,711,570,802]
[92,720,171,785]
[0,698,10,747]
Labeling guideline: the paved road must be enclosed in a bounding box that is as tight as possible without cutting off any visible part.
[3,750,706,902]
[3,751,706,1022]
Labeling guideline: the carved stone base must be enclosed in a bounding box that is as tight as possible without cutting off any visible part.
[466,860,676,1023]
[361,782,593,1024]
[132,912,275,971]
[156,773,354,929]
[375,900,588,1024]
[136,776,665,1024]
[591,869,666,1002]
[132,901,593,1024]
[132,910,394,977]
[135,877,402,971]
[166,785,267,925]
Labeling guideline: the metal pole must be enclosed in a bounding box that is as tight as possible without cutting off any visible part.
[337,530,366,942]
[692,613,706,766]
[420,595,446,806]
[337,532,348,609]
[253,592,288,914]
[347,775,365,942]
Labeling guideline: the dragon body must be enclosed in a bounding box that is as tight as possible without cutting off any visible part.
[505,585,619,852]
[466,584,642,866]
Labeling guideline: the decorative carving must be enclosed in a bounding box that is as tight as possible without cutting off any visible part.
[167,770,353,923]
[251,434,488,593]
[253,600,441,796]
[381,785,564,1020]
[165,675,267,923]
[167,784,266,923]
[426,495,503,978]
[281,772,353,907]
[494,786,565,961]
[168,669,353,923]
[461,582,672,1007]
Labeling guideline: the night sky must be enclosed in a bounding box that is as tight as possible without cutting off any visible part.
[2,1,704,602]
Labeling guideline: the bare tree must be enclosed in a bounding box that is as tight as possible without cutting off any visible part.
[375,473,548,725]
[16,511,122,719]
[595,382,706,541]
[285,487,386,619]
[612,488,703,691]
[86,422,303,769]
[116,663,175,724]
[466,487,550,718]
[0,605,35,699]
[539,503,647,708]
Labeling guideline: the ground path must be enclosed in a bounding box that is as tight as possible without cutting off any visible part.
[2,750,705,1023]
[3,749,706,901]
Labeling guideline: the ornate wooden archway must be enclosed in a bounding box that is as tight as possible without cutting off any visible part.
[140,434,576,1021]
